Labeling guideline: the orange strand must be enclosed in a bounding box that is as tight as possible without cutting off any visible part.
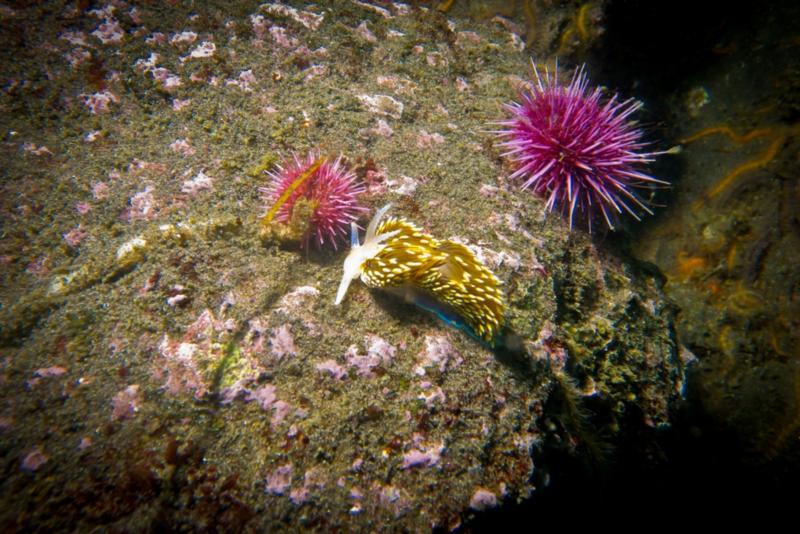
[262,157,324,225]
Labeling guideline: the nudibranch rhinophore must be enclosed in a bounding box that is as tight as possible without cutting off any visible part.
[335,205,506,345]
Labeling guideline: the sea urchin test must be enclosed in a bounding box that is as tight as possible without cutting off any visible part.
[335,205,506,345]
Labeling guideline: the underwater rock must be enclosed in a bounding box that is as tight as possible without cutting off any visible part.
[0,1,682,532]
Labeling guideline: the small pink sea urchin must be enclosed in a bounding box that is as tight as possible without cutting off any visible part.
[495,63,669,231]
[260,151,367,249]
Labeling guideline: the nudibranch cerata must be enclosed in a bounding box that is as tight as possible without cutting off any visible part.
[335,205,506,345]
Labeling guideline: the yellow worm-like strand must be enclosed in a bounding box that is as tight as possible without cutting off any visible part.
[262,157,324,225]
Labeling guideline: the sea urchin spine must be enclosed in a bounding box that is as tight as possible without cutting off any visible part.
[495,62,669,231]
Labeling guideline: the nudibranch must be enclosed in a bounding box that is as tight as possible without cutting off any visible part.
[335,205,506,345]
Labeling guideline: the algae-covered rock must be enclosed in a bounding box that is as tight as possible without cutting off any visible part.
[0,1,681,531]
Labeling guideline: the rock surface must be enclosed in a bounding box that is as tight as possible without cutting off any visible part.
[0,1,681,530]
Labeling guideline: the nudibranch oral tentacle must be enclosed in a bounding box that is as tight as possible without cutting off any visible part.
[334,204,506,345]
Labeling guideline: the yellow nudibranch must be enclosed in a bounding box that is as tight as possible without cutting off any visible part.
[335,205,506,345]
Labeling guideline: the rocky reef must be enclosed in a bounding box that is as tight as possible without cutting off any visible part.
[0,1,682,530]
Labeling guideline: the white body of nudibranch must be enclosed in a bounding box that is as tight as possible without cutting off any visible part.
[334,204,398,305]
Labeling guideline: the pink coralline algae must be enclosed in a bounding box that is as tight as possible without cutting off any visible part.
[269,324,297,360]
[184,41,216,60]
[495,63,668,231]
[92,182,111,200]
[386,174,422,196]
[166,289,189,308]
[156,70,181,91]
[415,335,462,374]
[172,98,191,111]
[289,484,310,505]
[260,151,367,249]
[169,138,195,156]
[154,309,238,399]
[269,26,298,48]
[315,359,347,380]
[356,93,404,119]
[156,338,207,398]
[265,463,293,495]
[400,450,435,470]
[121,186,159,221]
[239,384,294,429]
[426,52,447,68]
[376,75,418,96]
[366,335,396,360]
[353,0,393,18]
[239,318,268,357]
[127,7,142,24]
[345,335,397,378]
[82,90,119,114]
[246,384,277,410]
[21,447,48,472]
[417,383,446,408]
[111,384,141,421]
[22,142,53,156]
[354,21,377,43]
[276,285,320,317]
[63,225,89,247]
[415,130,445,149]
[362,165,389,195]
[400,438,444,469]
[60,30,89,47]
[303,65,327,82]
[479,183,499,198]
[145,32,167,45]
[25,255,50,277]
[34,366,67,378]
[360,119,394,139]
[75,202,92,215]
[375,484,412,518]
[289,468,327,505]
[169,31,198,46]
[469,488,498,511]
[92,18,125,45]
[136,53,183,91]
[260,3,324,30]
[180,171,213,196]
[251,15,268,39]
[226,69,257,91]
[269,400,293,427]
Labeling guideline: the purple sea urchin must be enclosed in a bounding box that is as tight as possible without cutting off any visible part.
[495,63,668,231]
[260,151,367,249]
